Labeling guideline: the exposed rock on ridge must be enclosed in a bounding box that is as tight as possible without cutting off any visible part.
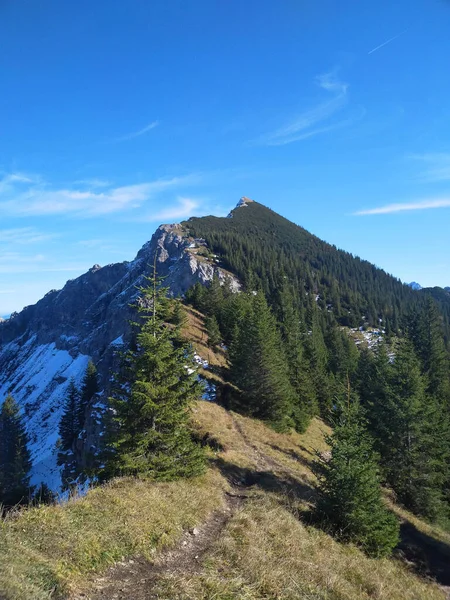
[0,221,240,489]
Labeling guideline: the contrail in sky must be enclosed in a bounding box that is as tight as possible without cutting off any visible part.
[368,30,408,55]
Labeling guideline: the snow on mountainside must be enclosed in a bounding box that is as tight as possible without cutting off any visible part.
[0,222,240,490]
[407,281,422,291]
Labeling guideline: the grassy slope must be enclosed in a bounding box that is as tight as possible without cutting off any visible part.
[0,309,449,600]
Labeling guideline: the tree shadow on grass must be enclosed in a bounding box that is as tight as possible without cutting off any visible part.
[212,456,316,504]
[396,519,450,587]
[266,443,313,471]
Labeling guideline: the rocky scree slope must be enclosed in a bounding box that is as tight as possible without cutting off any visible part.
[0,222,239,490]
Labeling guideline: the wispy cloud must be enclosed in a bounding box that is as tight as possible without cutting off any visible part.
[114,120,159,142]
[368,30,407,55]
[254,70,361,146]
[73,178,112,188]
[142,197,200,222]
[410,153,450,182]
[0,227,57,244]
[0,173,201,218]
[355,198,450,215]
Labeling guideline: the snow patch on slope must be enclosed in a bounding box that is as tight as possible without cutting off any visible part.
[0,340,89,490]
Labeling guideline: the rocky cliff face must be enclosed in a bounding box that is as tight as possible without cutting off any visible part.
[0,221,240,490]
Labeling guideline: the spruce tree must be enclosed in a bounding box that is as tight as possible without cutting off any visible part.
[78,360,98,431]
[383,340,449,520]
[106,273,205,480]
[57,379,80,489]
[205,315,221,348]
[274,280,317,431]
[0,395,32,507]
[229,291,295,429]
[409,298,450,405]
[313,398,399,558]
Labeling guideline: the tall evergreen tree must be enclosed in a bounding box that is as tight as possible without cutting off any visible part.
[408,298,450,405]
[229,291,295,429]
[0,395,32,507]
[361,340,450,520]
[57,379,80,489]
[274,280,317,431]
[205,315,221,348]
[313,398,399,558]
[78,360,99,431]
[105,273,205,480]
[384,341,449,520]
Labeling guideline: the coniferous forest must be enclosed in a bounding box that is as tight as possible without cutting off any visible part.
[1,201,450,562]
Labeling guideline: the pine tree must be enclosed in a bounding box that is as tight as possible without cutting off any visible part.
[33,482,55,505]
[105,272,205,480]
[274,280,317,432]
[313,398,399,558]
[78,360,98,431]
[205,315,221,347]
[383,341,449,520]
[409,298,450,405]
[0,395,32,507]
[229,291,295,429]
[57,379,80,489]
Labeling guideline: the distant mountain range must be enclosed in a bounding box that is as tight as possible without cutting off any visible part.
[408,282,450,293]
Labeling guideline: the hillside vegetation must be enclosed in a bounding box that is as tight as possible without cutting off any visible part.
[0,398,448,600]
[185,201,450,337]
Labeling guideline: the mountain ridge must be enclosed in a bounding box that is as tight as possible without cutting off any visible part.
[1,199,449,489]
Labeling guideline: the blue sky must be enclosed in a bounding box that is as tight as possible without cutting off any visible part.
[1,0,450,316]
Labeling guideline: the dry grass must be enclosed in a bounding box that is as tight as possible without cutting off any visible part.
[152,495,446,600]
[191,401,259,470]
[1,400,447,600]
[0,471,226,600]
[232,412,331,484]
[181,306,228,369]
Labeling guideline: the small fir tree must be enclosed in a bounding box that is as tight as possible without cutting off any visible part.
[78,360,99,432]
[313,398,399,558]
[57,379,80,489]
[205,315,221,348]
[229,291,295,429]
[0,395,32,507]
[105,271,205,480]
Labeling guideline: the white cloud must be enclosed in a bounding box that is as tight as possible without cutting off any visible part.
[0,173,201,218]
[410,153,450,182]
[254,70,359,146]
[143,197,200,222]
[355,198,450,215]
[114,120,159,142]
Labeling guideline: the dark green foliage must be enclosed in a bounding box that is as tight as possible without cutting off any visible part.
[57,379,80,490]
[0,395,32,507]
[78,360,99,431]
[106,276,205,481]
[229,291,295,429]
[184,201,434,335]
[358,341,450,521]
[384,341,449,520]
[33,482,55,505]
[205,315,221,347]
[408,298,450,405]
[273,280,317,431]
[313,399,399,558]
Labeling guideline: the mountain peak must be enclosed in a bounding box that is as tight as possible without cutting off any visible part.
[237,196,255,208]
[407,281,422,291]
